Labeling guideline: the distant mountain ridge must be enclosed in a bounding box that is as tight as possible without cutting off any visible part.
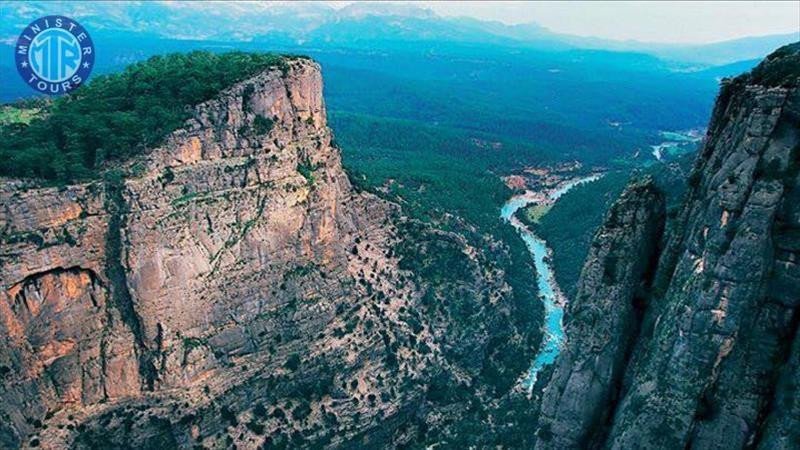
[1,1,796,67]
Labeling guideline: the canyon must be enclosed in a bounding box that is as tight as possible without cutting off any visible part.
[0,57,536,449]
[0,40,798,450]
[536,42,800,449]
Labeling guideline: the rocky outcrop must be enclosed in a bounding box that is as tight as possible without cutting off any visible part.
[609,43,800,450]
[758,324,800,449]
[536,43,800,449]
[535,178,664,449]
[0,58,537,449]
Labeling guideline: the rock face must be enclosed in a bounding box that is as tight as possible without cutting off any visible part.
[0,58,537,449]
[535,178,664,449]
[536,43,800,449]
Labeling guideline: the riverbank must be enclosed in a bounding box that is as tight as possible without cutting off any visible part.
[500,173,603,392]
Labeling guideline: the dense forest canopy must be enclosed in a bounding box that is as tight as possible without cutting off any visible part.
[0,51,289,183]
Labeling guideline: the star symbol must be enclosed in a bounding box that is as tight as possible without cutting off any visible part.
[20,61,27,68]
[82,61,90,69]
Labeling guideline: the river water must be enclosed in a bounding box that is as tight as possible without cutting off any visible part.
[500,174,602,391]
[650,129,703,161]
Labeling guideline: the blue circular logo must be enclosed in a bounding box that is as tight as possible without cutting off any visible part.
[15,15,95,95]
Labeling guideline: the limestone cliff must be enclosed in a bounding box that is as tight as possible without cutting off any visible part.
[535,178,664,449]
[536,43,800,449]
[0,58,536,449]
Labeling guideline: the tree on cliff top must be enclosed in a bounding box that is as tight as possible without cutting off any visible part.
[0,51,291,183]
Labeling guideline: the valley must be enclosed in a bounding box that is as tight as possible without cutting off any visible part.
[0,2,798,448]
[0,52,543,449]
[1,43,795,447]
[535,43,800,448]
[500,171,603,391]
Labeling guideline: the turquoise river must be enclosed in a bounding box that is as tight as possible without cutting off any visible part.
[500,174,602,391]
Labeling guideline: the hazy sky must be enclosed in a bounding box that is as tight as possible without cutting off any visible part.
[332,1,800,44]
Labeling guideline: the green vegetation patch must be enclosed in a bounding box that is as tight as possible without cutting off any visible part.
[532,171,630,298]
[1,51,290,183]
[748,42,800,88]
[0,100,45,126]
[518,204,552,226]
[253,114,274,135]
[297,161,317,185]
[182,336,207,351]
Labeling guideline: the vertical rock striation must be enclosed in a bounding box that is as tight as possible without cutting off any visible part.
[535,178,664,449]
[537,42,800,450]
[608,43,800,450]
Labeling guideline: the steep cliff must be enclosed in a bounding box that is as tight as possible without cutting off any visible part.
[535,178,664,449]
[0,56,537,449]
[536,43,800,449]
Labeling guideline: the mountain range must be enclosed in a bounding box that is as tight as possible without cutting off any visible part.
[1,1,796,66]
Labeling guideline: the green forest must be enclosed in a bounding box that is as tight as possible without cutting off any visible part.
[0,52,289,183]
[334,111,545,358]
[0,50,698,391]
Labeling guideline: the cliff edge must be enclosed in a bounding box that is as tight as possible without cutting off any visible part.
[536,42,800,449]
[0,57,537,449]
